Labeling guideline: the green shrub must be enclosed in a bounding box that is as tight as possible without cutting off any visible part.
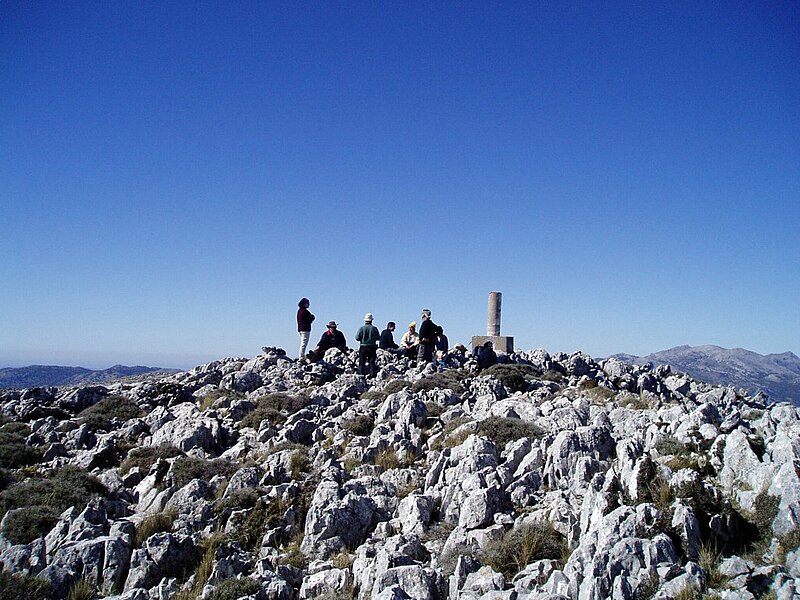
[0,431,42,469]
[134,509,177,547]
[119,445,184,476]
[0,466,107,544]
[0,422,31,436]
[78,395,143,431]
[476,416,543,448]
[342,414,375,436]
[412,370,468,393]
[206,577,261,600]
[482,364,540,393]
[481,521,568,579]
[238,393,309,429]
[0,570,52,600]
[289,448,311,480]
[168,456,239,489]
[1,505,61,545]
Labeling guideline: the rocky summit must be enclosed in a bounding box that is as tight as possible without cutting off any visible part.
[0,346,798,600]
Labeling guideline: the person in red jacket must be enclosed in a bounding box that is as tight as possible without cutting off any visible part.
[297,297,315,360]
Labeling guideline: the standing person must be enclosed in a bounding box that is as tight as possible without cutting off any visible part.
[417,309,438,365]
[400,321,419,359]
[380,321,399,351]
[355,313,381,377]
[296,298,315,360]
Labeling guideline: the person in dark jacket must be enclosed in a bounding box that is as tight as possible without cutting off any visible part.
[296,298,315,360]
[355,313,381,377]
[380,322,399,351]
[311,321,348,359]
[434,326,449,368]
[476,340,497,373]
[417,309,438,365]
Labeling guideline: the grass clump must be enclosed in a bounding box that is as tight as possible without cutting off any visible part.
[206,577,260,600]
[699,542,727,589]
[482,364,540,393]
[0,430,42,469]
[481,521,568,579]
[0,570,52,600]
[476,416,543,448]
[66,578,95,600]
[374,448,400,471]
[171,534,223,600]
[119,444,184,477]
[0,465,107,544]
[134,509,177,547]
[78,395,143,431]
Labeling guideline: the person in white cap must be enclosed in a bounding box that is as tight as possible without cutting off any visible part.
[355,312,381,377]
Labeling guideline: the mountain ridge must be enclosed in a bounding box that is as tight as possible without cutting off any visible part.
[607,344,800,405]
[0,364,181,389]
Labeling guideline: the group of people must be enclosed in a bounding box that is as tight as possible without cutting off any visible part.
[296,298,451,378]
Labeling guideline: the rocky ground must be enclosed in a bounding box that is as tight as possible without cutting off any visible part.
[0,346,798,600]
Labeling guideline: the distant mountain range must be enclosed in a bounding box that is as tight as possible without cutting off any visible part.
[0,364,182,389]
[609,345,800,405]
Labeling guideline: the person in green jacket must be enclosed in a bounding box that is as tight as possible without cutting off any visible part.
[355,313,381,377]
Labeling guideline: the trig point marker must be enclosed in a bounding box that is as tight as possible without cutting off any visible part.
[472,291,514,354]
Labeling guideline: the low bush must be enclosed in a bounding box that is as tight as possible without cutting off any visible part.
[0,466,107,544]
[477,416,543,448]
[361,379,411,401]
[0,570,52,600]
[206,577,261,600]
[342,414,375,436]
[119,444,184,477]
[0,430,42,469]
[482,364,540,393]
[215,487,261,516]
[481,521,567,579]
[168,456,239,489]
[238,393,309,429]
[78,395,143,431]
[412,370,468,393]
[374,448,400,471]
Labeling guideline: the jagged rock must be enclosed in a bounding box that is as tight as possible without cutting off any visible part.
[123,532,196,591]
[1,347,799,600]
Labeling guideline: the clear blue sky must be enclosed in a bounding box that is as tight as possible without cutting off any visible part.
[2,1,798,369]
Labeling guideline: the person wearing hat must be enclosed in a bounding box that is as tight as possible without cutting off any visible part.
[311,320,348,360]
[296,297,315,360]
[417,308,438,365]
[355,313,381,377]
[400,321,419,360]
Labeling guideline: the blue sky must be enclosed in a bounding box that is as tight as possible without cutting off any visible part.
[2,1,798,369]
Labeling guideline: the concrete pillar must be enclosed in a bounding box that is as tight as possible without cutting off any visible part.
[487,291,502,336]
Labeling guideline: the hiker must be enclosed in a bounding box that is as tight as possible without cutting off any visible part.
[475,340,497,373]
[417,309,438,365]
[296,297,315,360]
[400,321,419,359]
[380,321,399,351]
[310,321,348,360]
[355,313,381,377]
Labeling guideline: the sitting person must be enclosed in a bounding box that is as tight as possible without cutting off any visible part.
[475,340,497,373]
[400,321,419,359]
[309,321,348,360]
[380,321,399,351]
[434,326,449,367]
